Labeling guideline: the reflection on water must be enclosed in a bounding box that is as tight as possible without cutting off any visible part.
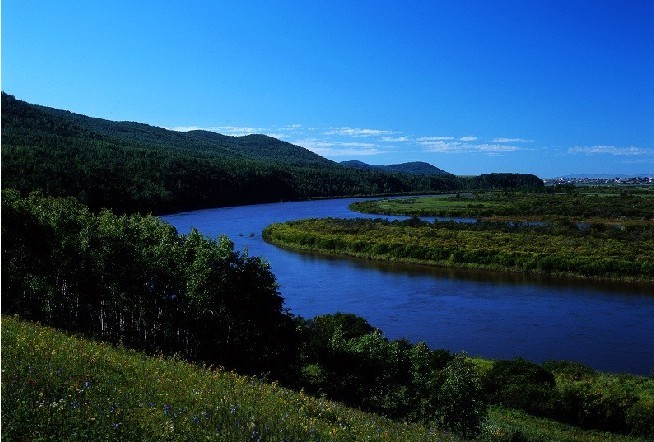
[162,197,654,375]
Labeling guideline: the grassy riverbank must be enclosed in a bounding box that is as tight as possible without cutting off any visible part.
[4,316,651,441]
[263,217,654,282]
[350,190,654,223]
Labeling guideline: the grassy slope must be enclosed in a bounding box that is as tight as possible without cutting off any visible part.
[3,316,648,442]
[1,316,449,441]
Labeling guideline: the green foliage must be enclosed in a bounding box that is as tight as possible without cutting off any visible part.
[436,355,488,439]
[296,314,452,421]
[1,190,297,378]
[351,190,654,221]
[484,358,556,417]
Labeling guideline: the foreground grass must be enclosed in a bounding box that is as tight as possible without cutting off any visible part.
[1,316,451,441]
[3,316,651,441]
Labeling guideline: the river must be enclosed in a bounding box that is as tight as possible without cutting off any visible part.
[161,197,654,375]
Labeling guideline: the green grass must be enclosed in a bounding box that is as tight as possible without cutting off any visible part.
[4,316,652,441]
[1,315,452,441]
[483,407,649,442]
[351,191,654,223]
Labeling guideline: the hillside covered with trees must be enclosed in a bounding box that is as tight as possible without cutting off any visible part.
[1,93,542,215]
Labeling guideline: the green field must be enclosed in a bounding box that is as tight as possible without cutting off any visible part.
[350,190,654,223]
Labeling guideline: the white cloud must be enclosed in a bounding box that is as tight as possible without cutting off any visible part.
[459,136,478,142]
[419,139,521,155]
[477,144,521,152]
[293,138,334,149]
[568,145,651,156]
[381,136,409,142]
[293,138,383,157]
[418,140,465,152]
[417,136,455,141]
[323,127,394,137]
[339,142,377,148]
[493,137,529,143]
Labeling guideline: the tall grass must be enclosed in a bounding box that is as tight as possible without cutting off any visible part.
[1,316,451,441]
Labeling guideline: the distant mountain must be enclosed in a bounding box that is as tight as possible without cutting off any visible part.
[340,160,451,176]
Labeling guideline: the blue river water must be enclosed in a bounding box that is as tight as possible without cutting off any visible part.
[162,197,654,375]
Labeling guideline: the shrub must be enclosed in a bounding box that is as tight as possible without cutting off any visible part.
[437,355,488,439]
[485,358,556,416]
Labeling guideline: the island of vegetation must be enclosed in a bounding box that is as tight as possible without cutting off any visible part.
[3,93,653,441]
[264,191,654,283]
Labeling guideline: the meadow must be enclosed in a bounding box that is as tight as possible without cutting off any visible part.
[1,315,449,441]
[4,316,652,441]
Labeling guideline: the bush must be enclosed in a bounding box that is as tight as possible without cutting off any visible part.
[485,358,556,416]
[437,355,488,439]
[626,398,654,437]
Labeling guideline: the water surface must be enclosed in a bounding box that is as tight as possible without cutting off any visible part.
[162,198,654,375]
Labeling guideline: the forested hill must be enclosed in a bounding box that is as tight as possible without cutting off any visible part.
[341,160,451,176]
[1,93,542,214]
[2,93,334,168]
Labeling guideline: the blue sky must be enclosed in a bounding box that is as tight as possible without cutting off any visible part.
[3,1,653,177]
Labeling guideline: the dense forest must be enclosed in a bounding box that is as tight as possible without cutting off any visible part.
[1,93,542,215]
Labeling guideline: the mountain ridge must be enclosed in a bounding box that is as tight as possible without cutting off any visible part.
[341,160,451,175]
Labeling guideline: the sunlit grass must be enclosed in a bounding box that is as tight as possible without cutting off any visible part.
[1,316,452,441]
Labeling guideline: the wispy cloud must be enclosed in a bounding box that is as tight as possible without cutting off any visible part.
[478,144,521,152]
[323,127,394,137]
[293,138,383,157]
[381,136,409,142]
[493,137,530,143]
[417,136,455,142]
[568,145,651,156]
[419,138,521,155]
[459,136,478,142]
